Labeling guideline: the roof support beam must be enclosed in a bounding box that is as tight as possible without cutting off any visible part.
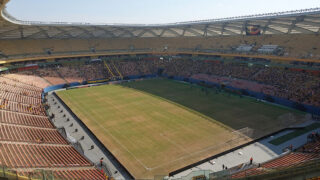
[133,28,158,37]
[0,27,20,37]
[191,25,221,36]
[264,26,285,34]
[206,25,224,34]
[75,27,96,38]
[0,26,42,39]
[225,24,243,30]
[19,26,23,38]
[146,29,158,37]
[24,26,50,39]
[184,28,203,36]
[181,28,187,37]
[206,29,221,36]
[203,25,208,37]
[303,15,320,21]
[221,23,227,35]
[93,27,116,38]
[117,27,136,37]
[268,22,291,29]
[51,27,74,38]
[298,20,320,27]
[241,21,248,35]
[159,29,167,37]
[287,18,299,34]
[23,29,43,39]
[284,16,316,34]
[136,29,149,37]
[223,29,238,35]
[262,19,272,35]
[220,22,238,35]
[163,28,181,37]
[39,27,50,38]
[292,25,317,33]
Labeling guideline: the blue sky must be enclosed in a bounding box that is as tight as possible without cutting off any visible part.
[6,0,320,24]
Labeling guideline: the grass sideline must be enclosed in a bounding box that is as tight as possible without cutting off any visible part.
[57,78,306,179]
[269,123,320,145]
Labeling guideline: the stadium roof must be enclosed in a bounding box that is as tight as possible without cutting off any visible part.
[0,0,320,39]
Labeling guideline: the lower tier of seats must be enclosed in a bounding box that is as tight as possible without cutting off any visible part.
[232,153,320,178]
[0,76,43,92]
[0,82,41,98]
[0,124,67,144]
[0,110,54,128]
[0,90,41,104]
[0,143,91,168]
[18,168,106,180]
[0,100,46,116]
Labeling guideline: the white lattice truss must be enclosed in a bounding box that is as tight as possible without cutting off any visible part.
[0,0,319,39]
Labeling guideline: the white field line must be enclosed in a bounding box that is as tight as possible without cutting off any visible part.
[148,133,244,170]
[63,92,150,170]
[160,133,192,155]
[61,88,247,172]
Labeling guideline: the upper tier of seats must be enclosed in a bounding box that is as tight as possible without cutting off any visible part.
[0,34,319,60]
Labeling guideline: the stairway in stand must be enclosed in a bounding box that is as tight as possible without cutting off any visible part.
[103,60,123,80]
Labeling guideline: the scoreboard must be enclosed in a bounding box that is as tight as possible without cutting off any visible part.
[246,25,261,35]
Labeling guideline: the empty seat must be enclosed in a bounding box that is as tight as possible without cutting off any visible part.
[0,124,67,144]
[0,110,53,128]
[0,143,91,168]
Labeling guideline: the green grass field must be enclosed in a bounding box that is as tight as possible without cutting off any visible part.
[57,78,306,179]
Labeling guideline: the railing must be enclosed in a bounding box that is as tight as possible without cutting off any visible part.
[95,161,112,178]
[165,170,212,180]
[103,61,115,77]
[0,48,154,61]
[112,63,123,79]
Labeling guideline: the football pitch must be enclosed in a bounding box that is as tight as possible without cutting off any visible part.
[57,78,306,179]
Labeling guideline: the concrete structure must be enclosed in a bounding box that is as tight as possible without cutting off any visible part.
[47,92,132,180]
[0,0,320,39]
[168,120,320,179]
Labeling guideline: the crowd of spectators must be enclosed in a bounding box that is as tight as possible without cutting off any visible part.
[191,74,277,96]
[159,58,320,107]
[78,61,110,80]
[55,65,84,83]
[252,67,320,106]
[114,59,158,77]
[33,67,67,85]
[2,58,320,107]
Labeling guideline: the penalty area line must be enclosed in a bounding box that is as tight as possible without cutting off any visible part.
[63,92,151,171]
[149,133,245,171]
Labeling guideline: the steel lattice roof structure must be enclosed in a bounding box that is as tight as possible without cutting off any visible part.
[0,0,320,39]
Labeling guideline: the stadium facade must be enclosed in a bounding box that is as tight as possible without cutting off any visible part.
[0,0,320,39]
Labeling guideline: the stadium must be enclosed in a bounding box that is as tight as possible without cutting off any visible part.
[0,0,320,179]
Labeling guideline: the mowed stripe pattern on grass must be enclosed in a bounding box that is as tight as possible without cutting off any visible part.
[121,79,306,138]
[57,79,305,179]
[57,82,239,179]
